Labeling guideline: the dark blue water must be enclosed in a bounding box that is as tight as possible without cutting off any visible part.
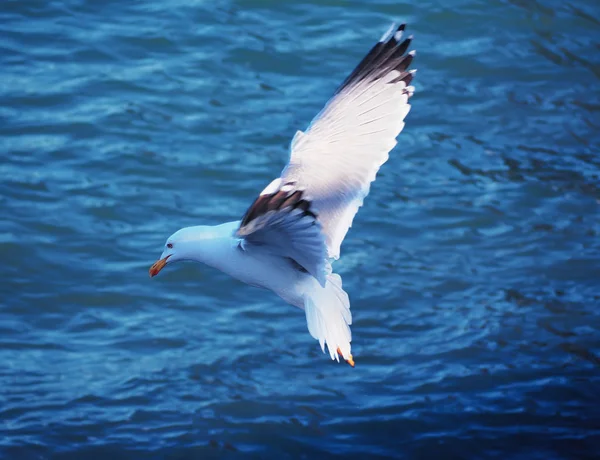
[2,0,600,458]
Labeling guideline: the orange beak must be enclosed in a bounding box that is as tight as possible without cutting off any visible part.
[149,255,171,277]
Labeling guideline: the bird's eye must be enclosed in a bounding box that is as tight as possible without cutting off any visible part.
[167,243,173,249]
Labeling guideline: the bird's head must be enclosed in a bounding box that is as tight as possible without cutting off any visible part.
[149,223,238,278]
[149,226,205,277]
[149,234,178,278]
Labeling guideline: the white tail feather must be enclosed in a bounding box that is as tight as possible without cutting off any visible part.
[304,273,352,362]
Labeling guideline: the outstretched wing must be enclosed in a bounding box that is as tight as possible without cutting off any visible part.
[237,23,416,282]
[282,23,416,260]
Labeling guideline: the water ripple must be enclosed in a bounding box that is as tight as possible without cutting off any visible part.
[2,0,600,458]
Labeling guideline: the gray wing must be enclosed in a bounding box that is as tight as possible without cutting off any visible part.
[236,23,416,283]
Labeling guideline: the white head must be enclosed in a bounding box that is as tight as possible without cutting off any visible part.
[149,223,237,277]
[149,226,209,277]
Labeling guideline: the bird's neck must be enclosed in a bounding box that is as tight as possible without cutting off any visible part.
[182,221,240,272]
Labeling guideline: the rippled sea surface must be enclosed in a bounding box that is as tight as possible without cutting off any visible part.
[2,0,600,458]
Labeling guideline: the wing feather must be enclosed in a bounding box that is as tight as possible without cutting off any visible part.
[282,23,416,259]
[236,23,416,283]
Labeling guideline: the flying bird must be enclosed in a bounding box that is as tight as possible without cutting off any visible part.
[149,23,416,367]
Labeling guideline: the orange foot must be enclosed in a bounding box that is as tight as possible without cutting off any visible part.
[337,348,355,367]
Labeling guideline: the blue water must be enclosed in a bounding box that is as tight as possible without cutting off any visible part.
[2,0,600,458]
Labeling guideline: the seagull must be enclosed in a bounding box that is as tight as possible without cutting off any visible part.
[149,23,416,367]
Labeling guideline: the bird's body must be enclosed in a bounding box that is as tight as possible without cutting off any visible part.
[177,221,309,308]
[150,23,417,366]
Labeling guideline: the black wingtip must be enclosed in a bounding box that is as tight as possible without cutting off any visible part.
[336,23,415,94]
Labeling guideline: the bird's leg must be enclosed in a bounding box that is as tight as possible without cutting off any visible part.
[337,348,355,367]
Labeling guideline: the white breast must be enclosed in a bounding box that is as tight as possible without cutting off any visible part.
[205,237,307,309]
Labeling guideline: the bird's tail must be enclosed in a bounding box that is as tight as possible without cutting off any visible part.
[304,273,354,366]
